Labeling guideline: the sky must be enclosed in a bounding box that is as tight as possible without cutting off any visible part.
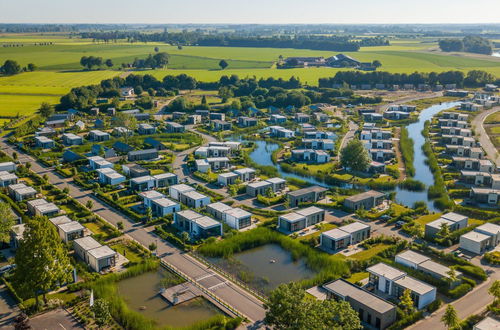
[1,0,500,24]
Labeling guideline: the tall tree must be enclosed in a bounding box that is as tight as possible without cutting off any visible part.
[264,283,361,330]
[399,288,415,314]
[219,59,229,70]
[1,60,21,75]
[340,139,370,172]
[153,52,169,68]
[489,280,500,301]
[13,217,73,306]
[0,202,15,242]
[27,63,37,72]
[39,102,54,118]
[105,59,113,68]
[441,304,460,329]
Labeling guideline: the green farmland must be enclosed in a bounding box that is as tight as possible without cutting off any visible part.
[1,33,500,117]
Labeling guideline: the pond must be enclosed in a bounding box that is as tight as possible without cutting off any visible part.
[117,269,223,328]
[393,101,461,212]
[209,244,314,294]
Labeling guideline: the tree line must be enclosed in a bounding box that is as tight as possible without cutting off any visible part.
[319,70,498,88]
[1,59,36,75]
[79,31,389,52]
[438,36,493,55]
[80,56,113,70]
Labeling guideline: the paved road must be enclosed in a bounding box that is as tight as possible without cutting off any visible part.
[29,308,83,330]
[409,268,499,330]
[0,139,266,325]
[0,284,18,328]
[335,120,358,161]
[471,106,500,167]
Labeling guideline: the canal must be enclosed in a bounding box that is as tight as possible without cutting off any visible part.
[234,102,461,211]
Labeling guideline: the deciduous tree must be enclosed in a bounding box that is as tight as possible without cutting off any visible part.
[2,60,21,75]
[13,217,73,306]
[441,304,460,329]
[0,202,15,242]
[219,59,228,70]
[340,139,370,172]
[92,299,112,326]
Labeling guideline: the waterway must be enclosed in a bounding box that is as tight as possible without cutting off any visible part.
[393,101,461,212]
[232,102,461,211]
[209,244,314,294]
[117,269,223,328]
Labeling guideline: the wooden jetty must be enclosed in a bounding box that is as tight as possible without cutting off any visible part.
[159,282,202,305]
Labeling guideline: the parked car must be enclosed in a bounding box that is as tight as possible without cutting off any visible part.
[395,221,405,229]
[380,215,391,221]
[0,264,16,274]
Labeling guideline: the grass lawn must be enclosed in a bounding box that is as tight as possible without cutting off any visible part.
[346,272,369,284]
[415,213,442,225]
[348,244,391,261]
[469,218,486,226]
[487,126,500,135]
[298,222,337,241]
[485,112,500,124]
[83,222,107,236]
[109,241,145,264]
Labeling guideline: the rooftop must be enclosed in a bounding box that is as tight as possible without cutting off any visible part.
[296,206,324,217]
[219,172,238,178]
[170,184,195,193]
[88,245,117,259]
[224,207,251,218]
[367,263,406,280]
[340,221,370,234]
[152,198,178,208]
[248,181,272,188]
[139,190,165,200]
[396,250,429,265]
[182,190,208,200]
[322,228,351,240]
[49,215,72,226]
[345,190,385,203]
[153,172,176,180]
[207,202,233,213]
[288,185,328,196]
[131,175,155,184]
[394,275,435,295]
[176,210,203,220]
[234,167,256,175]
[58,221,85,233]
[441,212,468,223]
[194,216,221,229]
[426,218,454,230]
[74,236,101,251]
[461,231,491,243]
[323,279,395,314]
[266,177,286,184]
[473,317,500,330]
[476,223,500,236]
[418,259,461,279]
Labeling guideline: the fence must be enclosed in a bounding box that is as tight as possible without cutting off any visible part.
[160,259,250,322]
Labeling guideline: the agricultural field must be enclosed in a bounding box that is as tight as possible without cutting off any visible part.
[1,33,500,117]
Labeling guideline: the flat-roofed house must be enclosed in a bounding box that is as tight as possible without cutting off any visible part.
[35,136,55,149]
[286,186,328,208]
[139,190,165,209]
[27,198,59,217]
[217,172,239,186]
[367,263,436,310]
[179,191,210,208]
[473,317,500,330]
[425,212,468,238]
[73,236,117,272]
[88,156,113,170]
[206,202,233,220]
[62,133,83,146]
[88,130,110,142]
[96,168,126,186]
[234,168,256,182]
[173,210,221,238]
[320,222,371,252]
[50,216,85,243]
[246,180,272,197]
[212,120,232,131]
[122,164,150,178]
[343,190,385,210]
[127,149,159,162]
[0,171,18,187]
[169,184,195,200]
[266,177,286,192]
[166,121,185,133]
[196,157,230,173]
[460,223,500,254]
[8,183,37,201]
[323,279,397,330]
[151,198,181,217]
[138,123,156,135]
[395,250,462,285]
[470,187,500,205]
[0,162,16,173]
[153,172,177,188]
[278,206,326,233]
[130,175,155,191]
[223,208,252,230]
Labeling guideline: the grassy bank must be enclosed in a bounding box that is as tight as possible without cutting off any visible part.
[399,127,415,177]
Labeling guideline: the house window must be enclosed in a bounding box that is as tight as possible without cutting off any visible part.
[376,317,381,329]
[367,313,372,324]
[358,308,364,321]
